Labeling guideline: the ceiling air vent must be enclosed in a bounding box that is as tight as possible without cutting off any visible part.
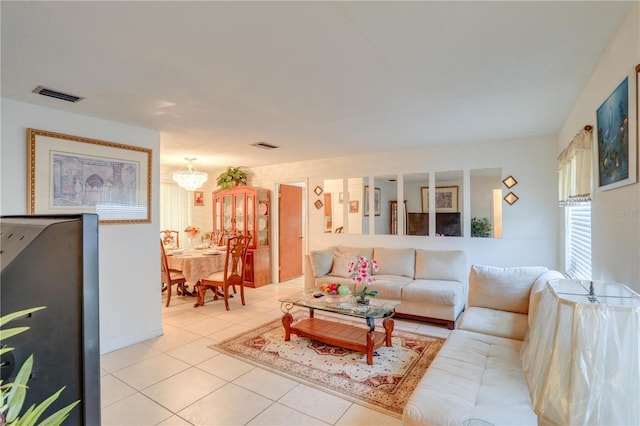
[32,86,83,103]
[251,142,279,150]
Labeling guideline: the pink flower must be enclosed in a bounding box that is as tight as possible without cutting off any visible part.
[348,255,377,285]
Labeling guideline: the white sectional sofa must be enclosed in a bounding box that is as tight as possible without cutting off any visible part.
[403,265,564,426]
[305,245,467,329]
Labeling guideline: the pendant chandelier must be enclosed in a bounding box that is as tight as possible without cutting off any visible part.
[172,157,208,191]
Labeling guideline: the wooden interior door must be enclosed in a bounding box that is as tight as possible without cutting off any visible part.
[279,184,303,282]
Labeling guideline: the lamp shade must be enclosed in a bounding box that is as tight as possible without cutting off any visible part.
[172,157,208,191]
[523,279,640,425]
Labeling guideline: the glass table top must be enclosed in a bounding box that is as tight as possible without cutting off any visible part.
[279,293,399,320]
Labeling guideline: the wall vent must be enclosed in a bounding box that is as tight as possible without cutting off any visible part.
[251,142,279,150]
[32,86,83,103]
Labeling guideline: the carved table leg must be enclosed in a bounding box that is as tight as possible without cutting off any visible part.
[366,330,375,365]
[383,318,394,347]
[282,313,294,341]
[193,281,205,307]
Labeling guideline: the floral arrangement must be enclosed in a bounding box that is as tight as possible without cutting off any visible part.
[184,225,200,237]
[348,255,379,284]
[349,256,379,303]
[319,282,350,296]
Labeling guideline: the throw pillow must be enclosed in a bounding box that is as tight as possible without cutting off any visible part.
[328,254,356,278]
[309,250,333,277]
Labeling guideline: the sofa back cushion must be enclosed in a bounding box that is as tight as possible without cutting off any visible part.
[415,250,466,282]
[335,245,374,260]
[373,247,415,278]
[469,265,548,314]
[328,253,357,278]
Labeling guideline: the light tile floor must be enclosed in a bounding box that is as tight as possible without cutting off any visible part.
[100,277,450,425]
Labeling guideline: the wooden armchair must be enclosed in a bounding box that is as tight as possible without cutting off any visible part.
[193,235,250,310]
[160,239,187,307]
[160,229,179,248]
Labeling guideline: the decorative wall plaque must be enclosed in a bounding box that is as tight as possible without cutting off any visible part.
[502,175,517,188]
[504,192,519,205]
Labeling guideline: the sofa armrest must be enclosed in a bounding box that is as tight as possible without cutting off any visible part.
[528,270,565,329]
[303,254,316,292]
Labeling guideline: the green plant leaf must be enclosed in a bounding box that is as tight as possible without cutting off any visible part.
[0,307,45,328]
[0,327,30,342]
[14,387,74,426]
[38,399,80,426]
[6,355,33,422]
[0,346,15,356]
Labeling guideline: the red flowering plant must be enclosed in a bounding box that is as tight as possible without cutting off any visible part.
[348,255,379,304]
[184,225,200,238]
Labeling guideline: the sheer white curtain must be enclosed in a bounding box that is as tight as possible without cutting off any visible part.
[558,128,592,205]
[558,127,593,280]
[160,182,189,245]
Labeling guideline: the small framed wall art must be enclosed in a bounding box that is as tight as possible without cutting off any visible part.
[504,192,519,205]
[502,175,517,188]
[314,199,323,209]
[194,191,205,206]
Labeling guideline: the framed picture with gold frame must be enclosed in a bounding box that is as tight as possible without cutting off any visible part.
[27,128,152,224]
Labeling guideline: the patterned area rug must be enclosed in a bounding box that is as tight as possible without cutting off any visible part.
[211,314,445,418]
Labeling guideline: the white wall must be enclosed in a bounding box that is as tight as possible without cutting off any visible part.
[557,3,640,292]
[1,98,162,353]
[250,134,559,280]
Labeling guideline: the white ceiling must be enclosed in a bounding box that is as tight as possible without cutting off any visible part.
[1,1,633,172]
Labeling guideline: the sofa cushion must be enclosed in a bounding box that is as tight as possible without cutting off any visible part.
[402,279,464,306]
[469,265,548,314]
[373,247,415,278]
[458,306,529,341]
[415,249,466,283]
[403,329,536,426]
[328,253,356,278]
[355,275,412,299]
[335,245,374,260]
[309,250,333,277]
[334,246,375,275]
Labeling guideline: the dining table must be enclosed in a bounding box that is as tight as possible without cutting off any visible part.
[166,249,226,294]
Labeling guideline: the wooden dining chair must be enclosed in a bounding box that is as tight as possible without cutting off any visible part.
[160,239,187,307]
[209,230,225,247]
[160,229,180,248]
[193,235,251,310]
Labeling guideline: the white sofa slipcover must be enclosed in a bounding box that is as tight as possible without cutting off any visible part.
[403,265,564,425]
[305,246,467,329]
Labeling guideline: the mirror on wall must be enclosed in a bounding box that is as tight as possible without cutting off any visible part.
[470,168,503,238]
[403,172,429,236]
[433,170,464,237]
[372,175,397,235]
[322,178,344,234]
[347,177,365,234]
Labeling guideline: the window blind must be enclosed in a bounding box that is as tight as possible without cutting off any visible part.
[565,202,592,280]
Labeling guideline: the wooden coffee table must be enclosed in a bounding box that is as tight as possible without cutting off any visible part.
[279,296,399,365]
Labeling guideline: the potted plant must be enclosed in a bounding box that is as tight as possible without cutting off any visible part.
[1,307,79,425]
[216,167,248,190]
[354,286,378,305]
[471,217,492,238]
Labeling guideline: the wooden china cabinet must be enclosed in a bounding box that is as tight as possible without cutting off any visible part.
[212,186,270,287]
